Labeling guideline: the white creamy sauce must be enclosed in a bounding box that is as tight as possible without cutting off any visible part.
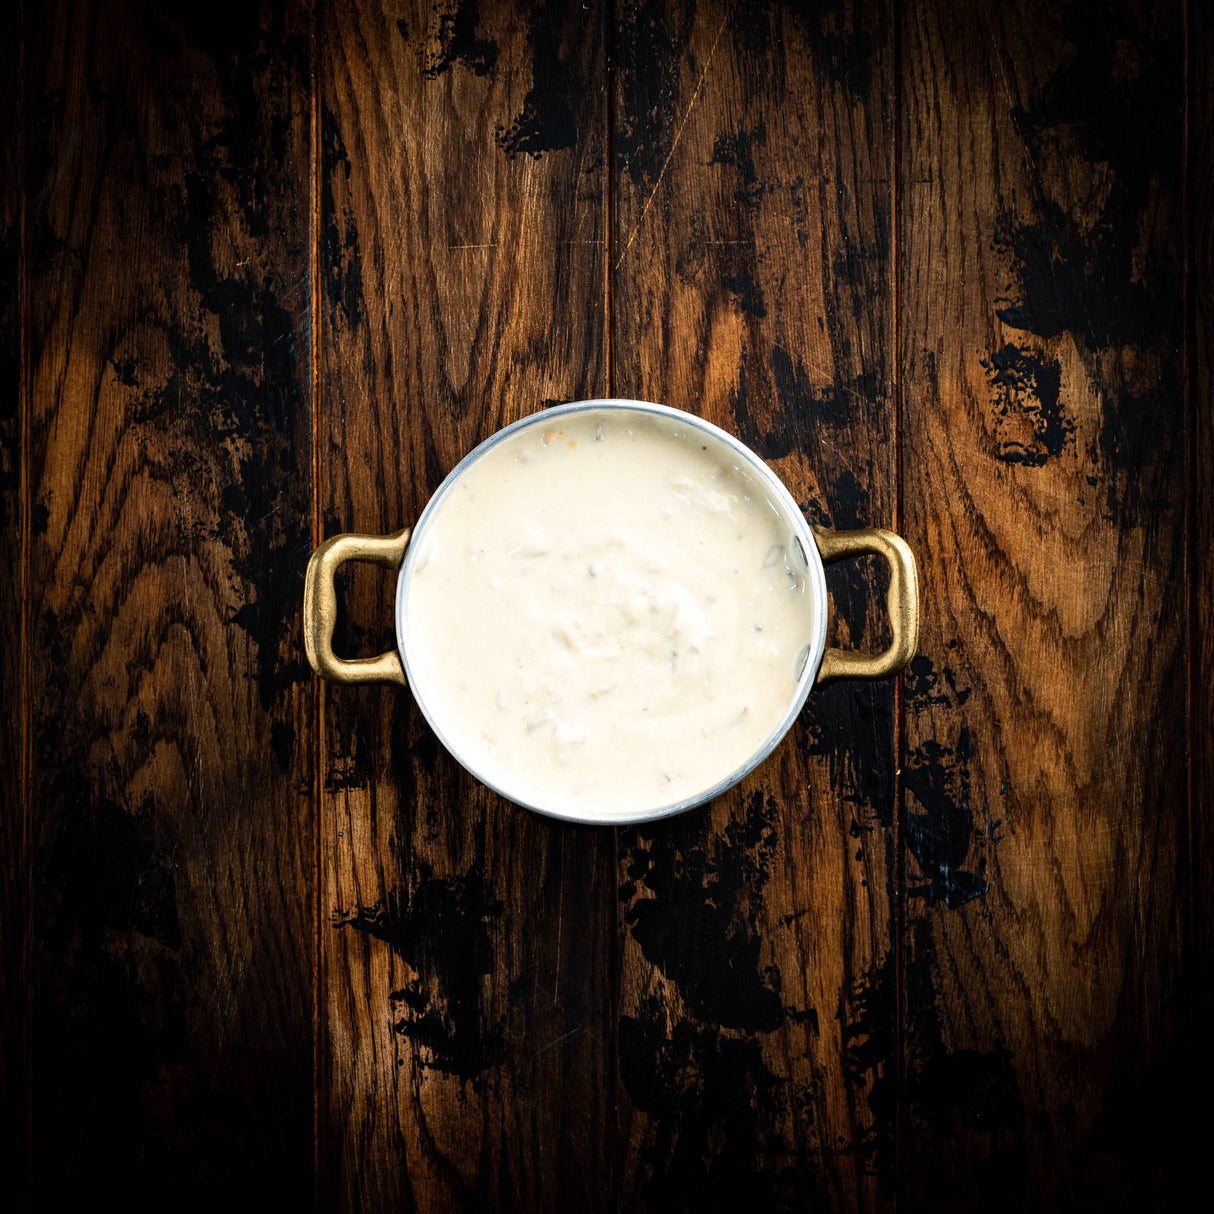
[402,410,817,815]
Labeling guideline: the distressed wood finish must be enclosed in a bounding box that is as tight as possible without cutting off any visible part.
[317,1,612,1208]
[25,2,315,1202]
[7,2,1210,1209]
[900,0,1189,1206]
[612,1,898,1206]
[1,0,26,1198]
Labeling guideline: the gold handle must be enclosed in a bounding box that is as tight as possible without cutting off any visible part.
[303,528,412,685]
[813,526,920,684]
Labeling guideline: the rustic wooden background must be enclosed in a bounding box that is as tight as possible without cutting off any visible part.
[3,0,1210,1209]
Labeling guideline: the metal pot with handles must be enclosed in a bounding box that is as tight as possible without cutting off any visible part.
[304,400,919,825]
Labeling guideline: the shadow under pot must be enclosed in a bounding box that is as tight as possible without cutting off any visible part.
[304,399,919,825]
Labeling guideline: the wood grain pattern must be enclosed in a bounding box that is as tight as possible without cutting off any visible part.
[611,1,898,1206]
[317,2,612,1208]
[900,0,1189,1206]
[25,1,315,1202]
[1,0,26,1200]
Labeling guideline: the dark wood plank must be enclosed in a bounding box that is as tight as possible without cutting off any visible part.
[0,0,26,1201]
[1192,0,1214,1168]
[318,2,611,1208]
[900,0,1188,1206]
[26,2,316,1202]
[612,1,897,1206]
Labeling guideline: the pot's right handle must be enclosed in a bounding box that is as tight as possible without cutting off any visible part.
[812,526,920,684]
[304,528,412,686]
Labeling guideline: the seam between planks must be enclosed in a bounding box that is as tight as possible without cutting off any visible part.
[891,0,906,1207]
[605,0,616,405]
[310,0,325,1208]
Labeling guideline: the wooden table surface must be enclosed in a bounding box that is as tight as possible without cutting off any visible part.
[3,0,1211,1209]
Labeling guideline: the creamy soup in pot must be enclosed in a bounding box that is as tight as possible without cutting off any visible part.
[402,409,817,815]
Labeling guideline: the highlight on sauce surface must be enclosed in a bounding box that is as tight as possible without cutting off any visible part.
[402,408,818,815]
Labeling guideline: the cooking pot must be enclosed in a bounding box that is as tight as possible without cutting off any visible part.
[303,399,919,824]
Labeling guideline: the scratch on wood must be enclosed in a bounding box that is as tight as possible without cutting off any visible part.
[537,1027,582,1054]
[615,16,729,270]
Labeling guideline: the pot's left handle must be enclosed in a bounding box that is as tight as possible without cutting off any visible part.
[304,528,412,686]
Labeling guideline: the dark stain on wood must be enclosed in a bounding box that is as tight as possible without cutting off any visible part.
[320,103,364,331]
[731,0,874,97]
[421,0,501,79]
[844,920,1026,1199]
[621,793,790,1033]
[709,125,767,208]
[616,0,695,188]
[803,682,896,819]
[496,0,583,158]
[770,346,870,430]
[904,653,970,711]
[337,864,506,1083]
[991,1,1183,524]
[722,273,767,318]
[903,647,993,912]
[904,726,992,908]
[620,794,832,1202]
[621,993,826,1210]
[904,919,1027,1202]
[981,343,1072,467]
[999,5,1181,351]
